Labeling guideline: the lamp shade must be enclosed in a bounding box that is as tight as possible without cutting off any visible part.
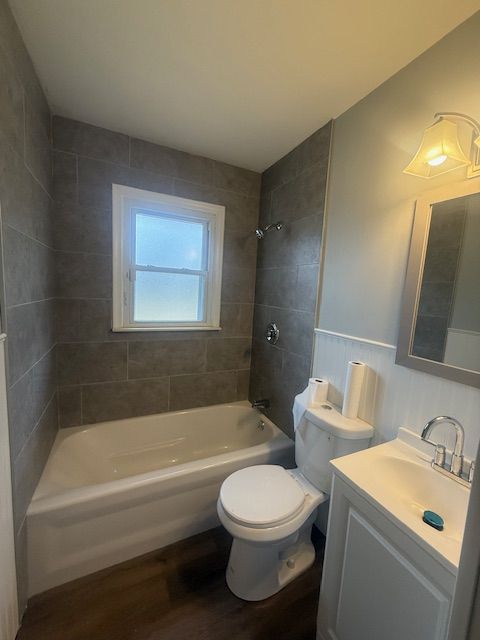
[404,118,471,178]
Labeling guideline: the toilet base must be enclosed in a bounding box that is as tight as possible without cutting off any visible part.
[225,512,317,601]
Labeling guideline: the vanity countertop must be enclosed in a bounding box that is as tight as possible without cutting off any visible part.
[330,428,470,575]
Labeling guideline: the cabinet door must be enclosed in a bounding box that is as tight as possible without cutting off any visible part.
[335,508,450,640]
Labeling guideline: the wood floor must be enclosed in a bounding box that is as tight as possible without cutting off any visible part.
[18,526,325,640]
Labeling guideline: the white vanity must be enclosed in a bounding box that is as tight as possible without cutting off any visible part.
[317,429,470,640]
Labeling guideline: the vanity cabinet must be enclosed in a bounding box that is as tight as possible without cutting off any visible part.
[317,475,456,640]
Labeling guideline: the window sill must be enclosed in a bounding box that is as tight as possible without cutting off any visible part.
[111,326,222,333]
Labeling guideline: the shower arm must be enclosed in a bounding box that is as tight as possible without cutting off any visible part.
[264,223,282,232]
[255,221,283,238]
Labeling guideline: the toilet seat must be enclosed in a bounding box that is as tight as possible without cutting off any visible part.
[220,465,305,528]
[218,465,328,543]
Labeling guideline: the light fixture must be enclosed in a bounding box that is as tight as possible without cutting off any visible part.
[404,112,480,179]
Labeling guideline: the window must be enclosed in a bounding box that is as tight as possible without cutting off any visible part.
[112,185,225,331]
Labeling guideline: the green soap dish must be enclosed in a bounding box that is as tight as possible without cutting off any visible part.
[423,510,444,531]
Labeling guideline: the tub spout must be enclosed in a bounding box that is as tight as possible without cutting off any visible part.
[251,399,270,410]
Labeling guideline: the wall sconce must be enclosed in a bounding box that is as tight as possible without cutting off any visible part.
[404,112,480,179]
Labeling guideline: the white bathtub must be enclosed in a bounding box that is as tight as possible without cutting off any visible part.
[27,401,294,595]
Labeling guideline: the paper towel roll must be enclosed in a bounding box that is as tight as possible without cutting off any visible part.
[308,378,329,407]
[342,361,366,419]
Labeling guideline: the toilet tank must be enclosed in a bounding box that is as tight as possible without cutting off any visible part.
[295,403,373,493]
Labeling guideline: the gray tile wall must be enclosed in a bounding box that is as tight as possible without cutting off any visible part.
[0,0,56,613]
[250,123,332,437]
[52,116,260,427]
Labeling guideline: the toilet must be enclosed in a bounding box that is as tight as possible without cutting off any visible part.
[217,401,374,601]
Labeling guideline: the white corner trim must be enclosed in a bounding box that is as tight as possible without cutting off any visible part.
[314,328,396,351]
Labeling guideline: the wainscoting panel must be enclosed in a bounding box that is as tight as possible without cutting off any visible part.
[312,329,480,460]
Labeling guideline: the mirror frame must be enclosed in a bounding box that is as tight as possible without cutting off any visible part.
[397,177,480,388]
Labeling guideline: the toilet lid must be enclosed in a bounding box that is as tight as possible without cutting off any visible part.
[220,465,305,527]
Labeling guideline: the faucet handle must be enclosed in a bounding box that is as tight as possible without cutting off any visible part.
[468,461,475,483]
[423,439,446,467]
[450,453,464,477]
[433,444,446,468]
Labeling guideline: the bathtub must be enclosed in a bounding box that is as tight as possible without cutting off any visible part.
[27,401,294,595]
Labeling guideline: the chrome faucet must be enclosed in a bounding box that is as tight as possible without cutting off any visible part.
[251,399,270,410]
[421,416,469,485]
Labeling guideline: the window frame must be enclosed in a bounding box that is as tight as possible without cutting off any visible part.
[112,184,225,332]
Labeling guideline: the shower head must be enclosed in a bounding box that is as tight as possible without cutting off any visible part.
[255,221,283,239]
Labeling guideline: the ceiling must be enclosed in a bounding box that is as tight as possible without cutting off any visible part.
[10,0,480,171]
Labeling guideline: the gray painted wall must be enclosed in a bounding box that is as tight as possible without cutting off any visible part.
[0,0,56,613]
[319,12,480,346]
[250,123,332,436]
[52,116,260,427]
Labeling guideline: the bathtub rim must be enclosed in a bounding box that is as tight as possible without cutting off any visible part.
[50,400,261,444]
[28,401,293,517]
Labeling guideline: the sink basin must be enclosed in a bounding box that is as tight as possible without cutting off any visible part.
[330,429,470,574]
[366,456,468,543]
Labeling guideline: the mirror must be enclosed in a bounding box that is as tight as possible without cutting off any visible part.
[397,178,480,388]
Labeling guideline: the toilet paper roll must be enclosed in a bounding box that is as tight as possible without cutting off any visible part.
[308,378,329,407]
[342,361,366,419]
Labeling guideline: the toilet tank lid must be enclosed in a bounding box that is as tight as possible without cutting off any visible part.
[304,403,374,440]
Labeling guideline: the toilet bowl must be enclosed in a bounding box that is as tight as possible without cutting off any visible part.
[217,465,327,601]
[217,400,374,601]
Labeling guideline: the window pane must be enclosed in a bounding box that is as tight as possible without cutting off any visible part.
[134,271,205,322]
[135,211,205,270]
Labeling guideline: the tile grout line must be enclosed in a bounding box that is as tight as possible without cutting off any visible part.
[57,337,254,345]
[13,389,57,465]
[57,368,252,389]
[54,248,112,257]
[53,146,260,200]
[4,221,56,252]
[8,343,56,391]
[7,296,55,311]
[5,108,54,202]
